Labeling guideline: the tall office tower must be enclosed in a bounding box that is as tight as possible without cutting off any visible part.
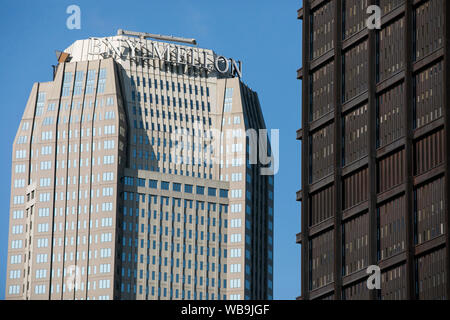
[296,0,450,300]
[6,30,274,300]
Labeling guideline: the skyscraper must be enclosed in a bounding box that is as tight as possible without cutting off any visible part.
[6,30,274,300]
[297,0,449,299]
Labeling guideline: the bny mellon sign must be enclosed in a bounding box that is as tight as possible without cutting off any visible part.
[88,36,242,78]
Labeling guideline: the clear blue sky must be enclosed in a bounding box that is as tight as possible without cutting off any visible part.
[0,0,303,300]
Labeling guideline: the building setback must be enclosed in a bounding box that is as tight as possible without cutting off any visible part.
[6,30,274,300]
[297,0,449,299]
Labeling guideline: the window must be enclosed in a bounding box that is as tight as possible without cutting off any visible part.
[22,122,29,131]
[12,210,24,219]
[41,131,53,141]
[41,145,52,155]
[230,264,241,273]
[73,71,84,95]
[230,189,242,198]
[224,88,233,112]
[104,111,115,119]
[86,70,96,94]
[98,69,107,93]
[196,186,205,195]
[161,181,170,190]
[102,172,114,181]
[11,240,23,249]
[16,136,27,144]
[10,255,22,264]
[149,180,158,189]
[123,177,134,186]
[104,140,115,149]
[184,184,193,193]
[173,183,181,192]
[39,193,51,202]
[104,125,116,135]
[41,116,54,126]
[230,233,242,243]
[62,72,73,96]
[230,248,242,258]
[15,150,26,159]
[220,189,228,198]
[11,225,23,234]
[14,179,25,188]
[207,187,217,197]
[38,208,50,217]
[230,219,242,228]
[103,155,114,164]
[35,269,47,279]
[102,187,114,196]
[15,164,26,173]
[101,203,113,212]
[37,223,49,233]
[13,196,24,204]
[100,233,112,242]
[99,279,111,289]
[39,178,51,187]
[230,279,241,289]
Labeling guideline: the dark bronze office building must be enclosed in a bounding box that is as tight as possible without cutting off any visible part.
[296,0,450,300]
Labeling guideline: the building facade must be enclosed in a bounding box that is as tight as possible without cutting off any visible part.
[6,30,274,300]
[297,0,449,299]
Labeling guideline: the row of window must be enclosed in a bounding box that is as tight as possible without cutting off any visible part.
[133,117,212,131]
[123,176,227,197]
[131,77,210,97]
[62,69,106,97]
[133,106,211,125]
[123,237,222,255]
[129,270,221,287]
[132,286,225,300]
[124,224,221,241]
[15,127,117,159]
[8,278,113,296]
[132,92,211,111]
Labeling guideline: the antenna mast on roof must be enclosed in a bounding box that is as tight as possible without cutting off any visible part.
[117,29,197,45]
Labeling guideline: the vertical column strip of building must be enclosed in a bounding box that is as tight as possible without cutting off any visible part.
[149,199,154,300]
[300,0,311,300]
[403,0,415,300]
[194,204,199,299]
[183,204,187,299]
[367,0,378,301]
[444,0,450,300]
[28,83,40,186]
[112,61,127,299]
[85,60,102,300]
[72,62,89,300]
[61,61,78,300]
[218,78,228,180]
[158,197,163,299]
[333,0,343,300]
[218,205,222,300]
[26,82,40,300]
[205,206,210,300]
[49,64,65,300]
[170,201,175,300]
